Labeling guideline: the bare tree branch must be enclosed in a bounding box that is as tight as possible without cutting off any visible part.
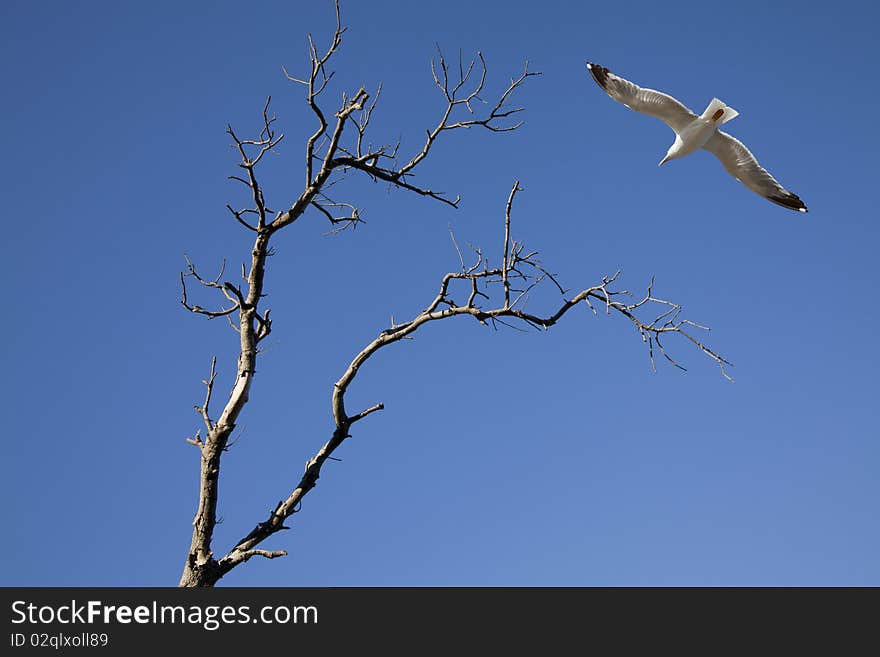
[179,257,241,319]
[194,356,218,432]
[502,181,521,307]
[275,15,538,231]
[327,52,540,210]
[283,0,345,186]
[226,96,283,231]
[214,182,731,577]
[226,204,258,232]
[311,194,364,233]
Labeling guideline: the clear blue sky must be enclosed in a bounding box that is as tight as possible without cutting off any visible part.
[2,0,878,586]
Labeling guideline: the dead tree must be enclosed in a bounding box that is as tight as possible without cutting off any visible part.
[178,2,730,587]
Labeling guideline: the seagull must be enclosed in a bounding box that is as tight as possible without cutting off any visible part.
[585,62,807,213]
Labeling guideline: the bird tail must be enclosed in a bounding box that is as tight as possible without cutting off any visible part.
[701,97,739,124]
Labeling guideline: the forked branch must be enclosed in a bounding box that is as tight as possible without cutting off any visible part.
[277,3,539,228]
[328,51,540,210]
[216,182,731,576]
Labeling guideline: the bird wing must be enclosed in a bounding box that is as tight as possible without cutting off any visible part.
[703,130,807,213]
[586,62,697,134]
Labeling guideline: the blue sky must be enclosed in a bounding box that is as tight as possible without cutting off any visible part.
[2,0,877,586]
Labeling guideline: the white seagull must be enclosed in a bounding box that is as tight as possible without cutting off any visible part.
[586,62,807,213]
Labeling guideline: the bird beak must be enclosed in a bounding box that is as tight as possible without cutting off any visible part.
[658,155,669,167]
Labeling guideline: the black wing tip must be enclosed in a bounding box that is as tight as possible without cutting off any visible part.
[768,192,808,213]
[586,61,610,90]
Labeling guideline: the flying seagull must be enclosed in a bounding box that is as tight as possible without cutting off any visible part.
[585,62,807,213]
